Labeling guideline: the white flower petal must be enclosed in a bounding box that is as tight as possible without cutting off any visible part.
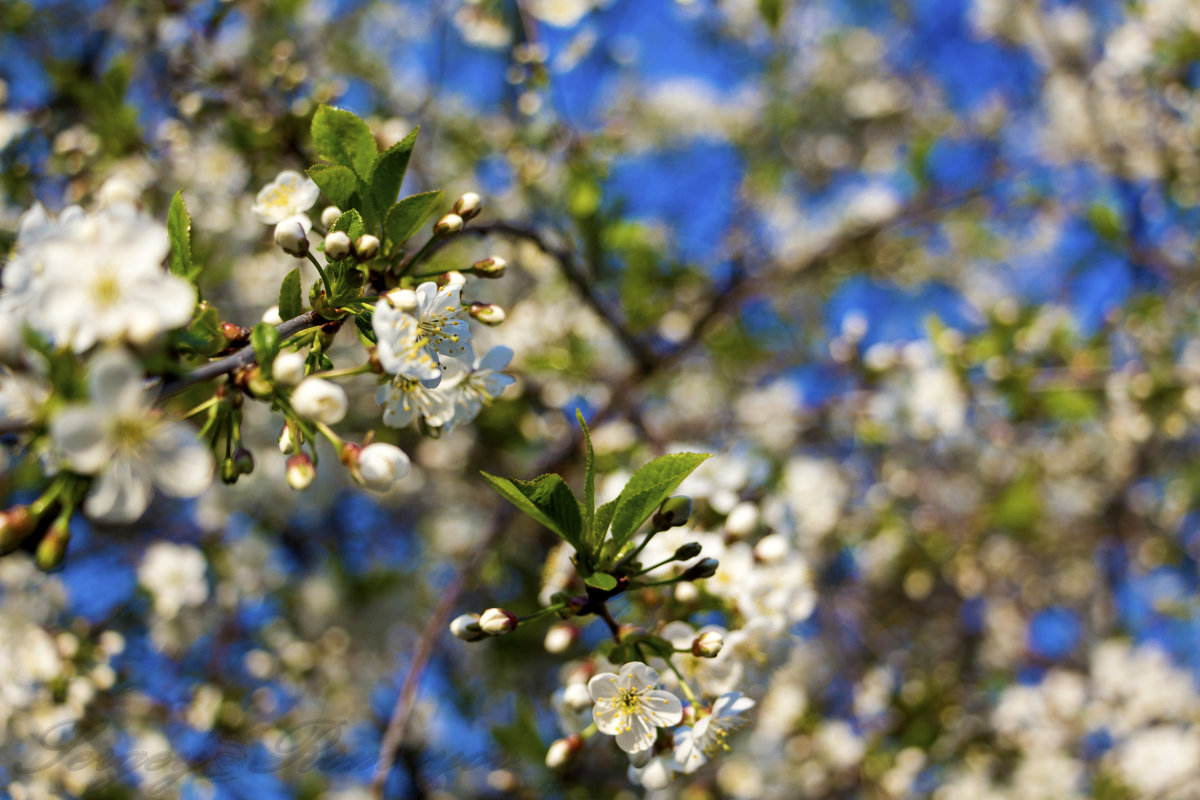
[50,407,113,474]
[147,423,214,498]
[84,458,153,523]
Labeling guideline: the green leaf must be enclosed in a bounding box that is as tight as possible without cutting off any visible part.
[368,128,417,215]
[331,209,366,243]
[187,305,224,355]
[167,191,193,279]
[279,268,303,320]
[251,322,280,375]
[311,105,377,179]
[593,498,617,544]
[383,190,442,253]
[354,313,377,344]
[758,0,784,30]
[480,471,585,564]
[577,409,597,554]
[635,635,675,658]
[306,164,360,212]
[608,453,710,552]
[584,572,617,591]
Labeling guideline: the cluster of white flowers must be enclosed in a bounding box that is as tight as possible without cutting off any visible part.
[1,197,195,352]
[372,281,514,432]
[936,640,1200,800]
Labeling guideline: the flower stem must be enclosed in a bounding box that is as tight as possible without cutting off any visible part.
[397,236,442,278]
[517,602,566,624]
[313,364,373,381]
[305,251,335,299]
[664,656,699,705]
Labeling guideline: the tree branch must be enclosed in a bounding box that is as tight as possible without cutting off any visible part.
[161,311,324,397]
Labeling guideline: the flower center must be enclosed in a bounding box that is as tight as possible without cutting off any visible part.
[92,266,122,307]
[617,688,643,714]
[111,416,151,450]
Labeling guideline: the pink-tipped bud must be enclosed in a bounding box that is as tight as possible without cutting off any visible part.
[454,192,482,220]
[471,256,507,278]
[354,234,380,261]
[433,213,464,236]
[469,302,505,326]
[544,622,578,654]
[324,230,352,260]
[274,218,309,257]
[0,506,33,555]
[286,453,315,491]
[692,630,724,658]
[545,735,582,769]
[478,607,518,635]
[449,613,488,642]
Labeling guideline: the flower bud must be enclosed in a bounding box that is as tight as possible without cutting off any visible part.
[754,532,789,564]
[355,443,411,492]
[724,501,759,538]
[468,302,505,326]
[673,542,703,561]
[479,607,518,636]
[286,453,315,491]
[385,287,417,311]
[36,518,70,571]
[354,234,380,261]
[471,256,507,278]
[221,321,250,343]
[272,351,306,386]
[544,623,578,654]
[674,582,699,604]
[562,682,592,710]
[652,495,692,530]
[221,457,239,485]
[437,270,468,289]
[261,305,284,326]
[433,213,464,236]
[320,205,342,229]
[324,230,351,260]
[454,192,482,220]
[449,613,488,642]
[692,630,724,658]
[233,448,255,476]
[545,735,582,769]
[681,557,719,581]
[290,377,348,424]
[0,506,33,555]
[279,424,296,454]
[274,218,309,257]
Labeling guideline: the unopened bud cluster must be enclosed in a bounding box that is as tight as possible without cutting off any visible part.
[451,607,517,640]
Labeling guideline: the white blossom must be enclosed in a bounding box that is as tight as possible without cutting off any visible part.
[589,662,683,753]
[137,541,209,619]
[251,170,320,225]
[50,350,213,522]
[674,691,756,774]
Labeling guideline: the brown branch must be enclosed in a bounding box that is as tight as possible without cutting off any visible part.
[160,311,324,397]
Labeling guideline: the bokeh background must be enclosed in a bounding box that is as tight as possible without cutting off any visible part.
[4,0,1200,798]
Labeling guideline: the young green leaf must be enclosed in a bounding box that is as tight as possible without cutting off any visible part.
[593,498,618,545]
[368,128,417,215]
[306,164,360,213]
[383,190,442,253]
[251,322,280,375]
[584,572,617,591]
[607,453,710,553]
[279,268,303,320]
[311,105,378,179]
[578,409,597,554]
[480,471,585,564]
[331,209,366,243]
[167,191,193,279]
